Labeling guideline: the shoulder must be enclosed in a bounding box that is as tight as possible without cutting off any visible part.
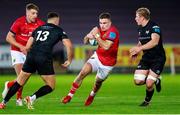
[36,18,45,25]
[110,25,119,32]
[13,16,25,24]
[149,21,160,29]
[108,25,119,35]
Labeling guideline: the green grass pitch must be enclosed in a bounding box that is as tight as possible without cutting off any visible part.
[0,74,180,114]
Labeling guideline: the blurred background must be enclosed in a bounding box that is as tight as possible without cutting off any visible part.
[0,0,179,74]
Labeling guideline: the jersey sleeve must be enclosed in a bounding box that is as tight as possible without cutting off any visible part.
[10,20,21,35]
[106,31,117,42]
[151,25,161,35]
[61,31,69,39]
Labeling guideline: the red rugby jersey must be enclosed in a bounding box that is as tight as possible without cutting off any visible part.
[96,25,119,66]
[10,16,44,51]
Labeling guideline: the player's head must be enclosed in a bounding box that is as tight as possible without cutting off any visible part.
[135,7,150,26]
[99,12,112,31]
[47,12,60,25]
[26,3,39,23]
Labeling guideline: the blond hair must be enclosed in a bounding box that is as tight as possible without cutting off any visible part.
[136,7,150,20]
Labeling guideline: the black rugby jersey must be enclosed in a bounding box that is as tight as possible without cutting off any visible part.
[138,21,166,60]
[29,23,68,55]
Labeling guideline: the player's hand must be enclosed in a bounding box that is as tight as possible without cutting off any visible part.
[129,46,142,57]
[131,54,138,60]
[86,33,94,39]
[61,60,71,68]
[91,27,99,35]
[20,46,27,55]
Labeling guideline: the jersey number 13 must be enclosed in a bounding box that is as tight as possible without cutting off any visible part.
[36,30,50,41]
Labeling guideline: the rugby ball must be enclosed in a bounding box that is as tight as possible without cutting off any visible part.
[89,39,98,46]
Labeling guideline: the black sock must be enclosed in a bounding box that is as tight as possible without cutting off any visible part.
[4,82,21,104]
[32,85,53,99]
[145,89,154,102]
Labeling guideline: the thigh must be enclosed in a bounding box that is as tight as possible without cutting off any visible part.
[134,59,150,81]
[136,59,150,70]
[96,65,113,80]
[22,54,36,74]
[150,60,166,75]
[36,56,54,75]
[87,52,99,72]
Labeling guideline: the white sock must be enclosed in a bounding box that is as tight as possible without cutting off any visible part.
[90,91,96,96]
[30,95,36,102]
[68,93,74,97]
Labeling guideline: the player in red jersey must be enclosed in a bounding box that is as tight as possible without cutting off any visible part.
[62,12,119,106]
[2,3,44,106]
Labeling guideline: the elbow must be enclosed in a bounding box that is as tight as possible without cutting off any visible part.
[6,37,10,43]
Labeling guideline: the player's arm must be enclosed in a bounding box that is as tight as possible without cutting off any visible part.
[26,36,34,51]
[94,33,113,50]
[130,33,160,56]
[62,39,73,67]
[83,33,94,44]
[6,31,27,53]
[83,27,98,44]
[140,33,160,50]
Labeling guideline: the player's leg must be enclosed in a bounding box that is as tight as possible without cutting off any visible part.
[85,65,113,106]
[24,75,55,109]
[140,70,159,106]
[2,51,26,106]
[84,77,104,106]
[62,62,93,104]
[152,60,165,93]
[134,69,149,85]
[0,71,31,109]
[134,59,149,85]
[24,56,55,109]
[14,63,24,106]
[30,75,55,101]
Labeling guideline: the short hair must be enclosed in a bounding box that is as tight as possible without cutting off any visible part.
[99,12,111,20]
[47,12,59,19]
[26,3,39,11]
[136,7,150,20]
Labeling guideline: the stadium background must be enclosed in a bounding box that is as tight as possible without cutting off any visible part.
[0,0,180,114]
[0,0,180,74]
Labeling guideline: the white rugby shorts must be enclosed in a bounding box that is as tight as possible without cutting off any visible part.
[11,50,26,65]
[87,52,113,80]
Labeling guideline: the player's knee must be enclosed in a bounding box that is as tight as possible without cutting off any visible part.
[96,79,103,85]
[134,74,146,85]
[146,75,157,89]
[79,70,88,78]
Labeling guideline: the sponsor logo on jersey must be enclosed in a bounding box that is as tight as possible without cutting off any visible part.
[152,26,160,33]
[109,32,116,40]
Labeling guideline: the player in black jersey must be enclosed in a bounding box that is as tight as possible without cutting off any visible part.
[0,12,73,109]
[130,7,166,106]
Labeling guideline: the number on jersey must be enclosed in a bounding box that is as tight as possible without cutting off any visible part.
[36,30,49,41]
